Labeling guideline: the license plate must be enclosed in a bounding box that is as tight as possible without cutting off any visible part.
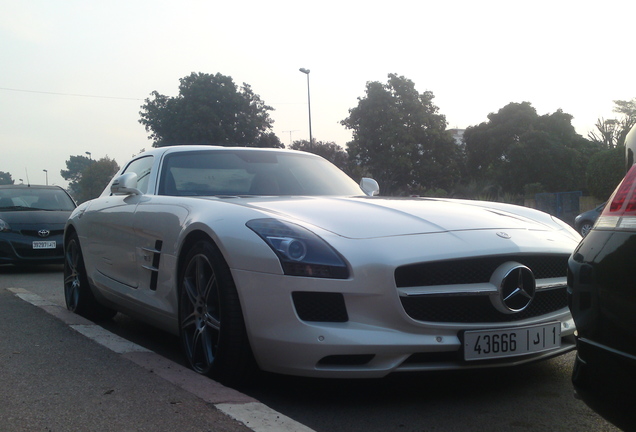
[33,241,56,249]
[464,322,561,361]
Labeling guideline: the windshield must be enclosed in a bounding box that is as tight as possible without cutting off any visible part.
[0,187,76,211]
[158,150,363,197]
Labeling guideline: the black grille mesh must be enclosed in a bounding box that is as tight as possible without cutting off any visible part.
[395,255,569,288]
[292,292,349,322]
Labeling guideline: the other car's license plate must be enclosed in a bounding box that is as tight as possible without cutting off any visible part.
[464,322,561,361]
[33,241,56,249]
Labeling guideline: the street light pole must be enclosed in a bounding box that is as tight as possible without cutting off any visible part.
[299,68,313,146]
[43,169,48,185]
[85,151,92,160]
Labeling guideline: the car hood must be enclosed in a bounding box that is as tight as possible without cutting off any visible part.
[228,196,564,239]
[0,210,72,226]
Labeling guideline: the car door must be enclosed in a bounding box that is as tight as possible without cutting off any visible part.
[83,194,141,287]
[83,155,154,289]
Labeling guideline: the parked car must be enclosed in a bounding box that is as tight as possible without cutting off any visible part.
[573,202,605,237]
[64,145,580,386]
[0,184,76,265]
[568,124,636,431]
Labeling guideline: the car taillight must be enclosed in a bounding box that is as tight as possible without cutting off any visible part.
[596,164,636,230]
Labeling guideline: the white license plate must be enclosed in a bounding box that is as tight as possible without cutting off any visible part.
[464,322,561,361]
[33,241,56,249]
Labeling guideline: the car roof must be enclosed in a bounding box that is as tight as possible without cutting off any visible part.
[137,145,315,159]
[0,184,66,190]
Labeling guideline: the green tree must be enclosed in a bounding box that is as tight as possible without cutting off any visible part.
[74,157,119,204]
[341,74,460,195]
[588,98,636,148]
[290,140,351,174]
[586,146,625,200]
[0,171,14,185]
[464,102,596,195]
[60,155,93,196]
[139,72,282,148]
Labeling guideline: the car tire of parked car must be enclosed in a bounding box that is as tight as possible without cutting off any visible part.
[579,221,594,237]
[63,232,117,321]
[178,239,256,387]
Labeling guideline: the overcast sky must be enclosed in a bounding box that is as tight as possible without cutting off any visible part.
[2,0,635,187]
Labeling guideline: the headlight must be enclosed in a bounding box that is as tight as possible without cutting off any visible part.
[0,218,10,232]
[246,218,349,279]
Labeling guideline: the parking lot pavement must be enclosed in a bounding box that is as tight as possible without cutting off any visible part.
[0,287,315,432]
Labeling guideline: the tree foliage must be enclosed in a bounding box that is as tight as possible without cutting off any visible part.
[60,155,93,194]
[588,98,636,148]
[139,72,282,148]
[289,140,351,174]
[0,171,14,185]
[464,102,597,195]
[74,157,119,204]
[586,146,625,200]
[341,74,460,195]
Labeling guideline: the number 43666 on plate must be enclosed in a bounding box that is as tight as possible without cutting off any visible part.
[464,322,561,361]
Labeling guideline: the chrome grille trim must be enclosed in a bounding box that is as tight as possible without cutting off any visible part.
[397,277,566,297]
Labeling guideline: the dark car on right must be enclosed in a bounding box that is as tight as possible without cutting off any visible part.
[568,124,636,431]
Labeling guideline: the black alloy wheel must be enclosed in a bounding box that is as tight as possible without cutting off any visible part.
[179,240,256,386]
[63,232,116,320]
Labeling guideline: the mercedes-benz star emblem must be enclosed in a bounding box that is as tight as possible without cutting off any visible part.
[489,262,536,314]
[38,229,51,238]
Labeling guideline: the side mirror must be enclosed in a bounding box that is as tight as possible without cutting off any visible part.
[111,172,142,196]
[360,178,379,196]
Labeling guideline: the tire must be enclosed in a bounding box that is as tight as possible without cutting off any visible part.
[63,232,116,321]
[579,221,593,237]
[179,240,256,387]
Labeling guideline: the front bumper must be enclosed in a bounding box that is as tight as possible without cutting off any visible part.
[233,268,575,378]
[0,234,65,265]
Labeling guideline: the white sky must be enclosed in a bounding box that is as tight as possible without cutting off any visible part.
[2,0,635,187]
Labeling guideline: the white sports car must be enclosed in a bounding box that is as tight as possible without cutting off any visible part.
[64,145,580,385]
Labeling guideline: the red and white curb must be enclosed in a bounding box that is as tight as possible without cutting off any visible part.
[9,288,315,432]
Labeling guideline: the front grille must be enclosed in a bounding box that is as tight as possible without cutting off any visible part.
[396,254,569,323]
[395,255,569,287]
[292,292,349,322]
[400,287,568,323]
[19,229,65,238]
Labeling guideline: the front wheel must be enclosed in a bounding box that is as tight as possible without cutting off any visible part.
[179,240,256,386]
[579,222,593,237]
[64,232,116,321]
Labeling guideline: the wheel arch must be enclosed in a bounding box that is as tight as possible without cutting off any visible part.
[64,223,78,248]
[177,230,231,285]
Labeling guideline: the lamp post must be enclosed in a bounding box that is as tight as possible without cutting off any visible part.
[43,169,48,185]
[299,68,313,145]
[85,151,92,160]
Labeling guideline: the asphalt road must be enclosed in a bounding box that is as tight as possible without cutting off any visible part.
[0,281,252,432]
[0,264,621,432]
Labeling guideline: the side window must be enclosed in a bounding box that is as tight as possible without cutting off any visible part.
[122,156,154,194]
